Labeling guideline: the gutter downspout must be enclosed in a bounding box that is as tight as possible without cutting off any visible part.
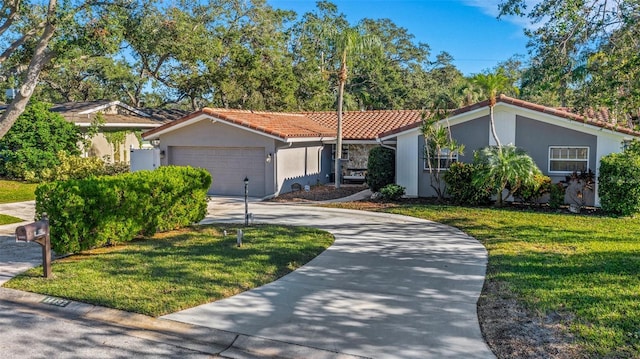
[376,137,396,151]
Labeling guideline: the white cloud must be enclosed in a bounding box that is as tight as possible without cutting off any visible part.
[460,0,541,30]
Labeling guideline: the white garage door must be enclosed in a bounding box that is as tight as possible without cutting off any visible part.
[170,146,266,197]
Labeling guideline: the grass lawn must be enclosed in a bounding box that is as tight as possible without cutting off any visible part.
[4,224,333,317]
[0,179,37,204]
[0,214,24,225]
[379,205,640,357]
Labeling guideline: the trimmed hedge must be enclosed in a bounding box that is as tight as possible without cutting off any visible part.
[35,166,211,254]
[443,162,492,205]
[599,149,640,216]
[367,146,395,192]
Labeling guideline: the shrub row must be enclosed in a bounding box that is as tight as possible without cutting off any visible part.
[24,151,129,182]
[35,166,211,254]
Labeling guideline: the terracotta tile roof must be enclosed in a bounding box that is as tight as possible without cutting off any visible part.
[380,95,640,138]
[144,108,336,140]
[303,110,425,140]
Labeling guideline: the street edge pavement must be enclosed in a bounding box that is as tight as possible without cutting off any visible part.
[0,287,369,359]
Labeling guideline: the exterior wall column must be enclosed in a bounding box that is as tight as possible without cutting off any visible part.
[490,108,516,146]
[595,135,624,207]
[396,132,419,197]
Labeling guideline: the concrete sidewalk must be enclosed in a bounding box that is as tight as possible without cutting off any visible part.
[163,200,494,358]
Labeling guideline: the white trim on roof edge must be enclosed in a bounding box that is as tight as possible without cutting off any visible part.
[379,102,639,141]
[75,122,161,128]
[78,100,150,117]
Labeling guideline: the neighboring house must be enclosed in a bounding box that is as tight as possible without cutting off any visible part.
[141,108,423,197]
[50,100,188,163]
[379,95,640,206]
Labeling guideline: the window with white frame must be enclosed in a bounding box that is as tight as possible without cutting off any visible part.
[424,148,458,170]
[548,146,589,173]
[331,144,349,160]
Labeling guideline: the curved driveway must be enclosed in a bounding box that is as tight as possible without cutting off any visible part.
[162,199,493,358]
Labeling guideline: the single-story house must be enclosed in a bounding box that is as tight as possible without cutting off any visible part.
[379,95,640,206]
[141,108,423,197]
[50,100,188,163]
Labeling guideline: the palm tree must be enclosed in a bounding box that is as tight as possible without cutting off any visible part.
[471,69,519,149]
[328,27,379,188]
[473,145,541,207]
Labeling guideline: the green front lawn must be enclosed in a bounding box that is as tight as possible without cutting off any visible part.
[4,224,333,317]
[0,180,37,204]
[386,205,640,357]
[0,214,24,225]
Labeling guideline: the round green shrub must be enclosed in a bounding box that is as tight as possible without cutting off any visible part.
[379,184,405,201]
[599,148,640,216]
[367,146,395,192]
[443,162,492,205]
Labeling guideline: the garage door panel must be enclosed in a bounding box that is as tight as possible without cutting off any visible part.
[170,146,265,197]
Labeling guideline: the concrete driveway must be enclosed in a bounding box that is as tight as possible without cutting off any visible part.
[0,201,42,285]
[163,198,493,358]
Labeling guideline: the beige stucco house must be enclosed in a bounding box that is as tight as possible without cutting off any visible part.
[51,100,188,163]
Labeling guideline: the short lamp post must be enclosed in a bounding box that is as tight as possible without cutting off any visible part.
[244,176,249,226]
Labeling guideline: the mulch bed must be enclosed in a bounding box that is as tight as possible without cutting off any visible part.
[269,184,367,202]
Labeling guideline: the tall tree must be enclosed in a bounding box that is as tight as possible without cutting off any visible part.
[0,0,131,139]
[500,0,640,122]
[326,26,379,188]
[472,69,519,149]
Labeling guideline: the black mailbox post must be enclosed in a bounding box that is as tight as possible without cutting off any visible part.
[15,214,52,278]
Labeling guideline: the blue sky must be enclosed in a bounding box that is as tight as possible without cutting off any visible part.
[267,0,533,75]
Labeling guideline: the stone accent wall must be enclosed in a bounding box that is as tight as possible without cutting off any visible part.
[343,144,376,173]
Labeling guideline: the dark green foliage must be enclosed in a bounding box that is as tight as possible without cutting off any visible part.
[367,146,395,191]
[548,183,565,209]
[379,184,405,201]
[0,102,81,180]
[35,166,211,254]
[513,173,552,204]
[443,162,492,205]
[599,143,640,216]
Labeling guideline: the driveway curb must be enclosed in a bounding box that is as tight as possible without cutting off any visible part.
[0,287,368,358]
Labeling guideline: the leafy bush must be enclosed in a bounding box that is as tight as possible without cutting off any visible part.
[443,162,492,205]
[35,166,211,254]
[23,151,130,182]
[513,173,552,204]
[599,143,640,216]
[0,102,81,180]
[367,146,395,192]
[548,183,565,210]
[473,145,541,206]
[379,184,405,201]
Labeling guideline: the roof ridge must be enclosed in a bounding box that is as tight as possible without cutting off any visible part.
[203,107,306,117]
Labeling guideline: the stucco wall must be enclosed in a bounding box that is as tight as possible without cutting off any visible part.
[85,131,141,163]
[158,119,277,196]
[277,144,326,194]
[418,118,490,197]
[515,116,597,181]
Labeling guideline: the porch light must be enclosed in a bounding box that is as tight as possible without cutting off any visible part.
[150,138,160,147]
[266,153,272,163]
